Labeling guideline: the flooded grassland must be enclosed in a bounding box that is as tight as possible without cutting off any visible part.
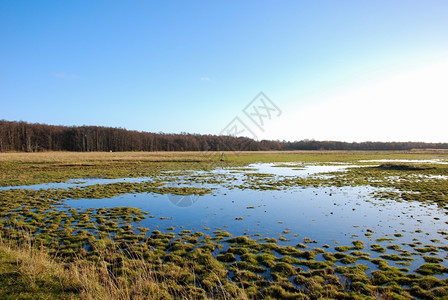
[0,151,447,299]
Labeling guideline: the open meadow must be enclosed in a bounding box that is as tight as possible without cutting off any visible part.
[1,151,448,299]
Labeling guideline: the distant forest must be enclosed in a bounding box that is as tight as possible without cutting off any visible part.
[0,120,447,152]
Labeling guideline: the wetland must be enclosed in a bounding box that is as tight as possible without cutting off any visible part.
[0,151,447,299]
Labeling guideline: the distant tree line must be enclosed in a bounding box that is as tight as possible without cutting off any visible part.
[0,120,447,152]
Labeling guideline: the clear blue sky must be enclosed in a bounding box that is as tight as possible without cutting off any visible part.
[1,1,447,142]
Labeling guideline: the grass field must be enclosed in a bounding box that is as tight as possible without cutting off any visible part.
[1,151,448,299]
[1,150,443,163]
[1,150,446,187]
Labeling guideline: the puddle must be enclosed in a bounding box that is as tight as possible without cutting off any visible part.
[0,177,153,191]
[249,163,351,177]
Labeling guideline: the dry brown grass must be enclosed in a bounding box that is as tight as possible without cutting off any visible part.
[0,151,212,163]
[0,150,298,163]
[0,233,80,299]
[0,150,423,163]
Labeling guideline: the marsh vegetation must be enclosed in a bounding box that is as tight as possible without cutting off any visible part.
[0,151,447,299]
